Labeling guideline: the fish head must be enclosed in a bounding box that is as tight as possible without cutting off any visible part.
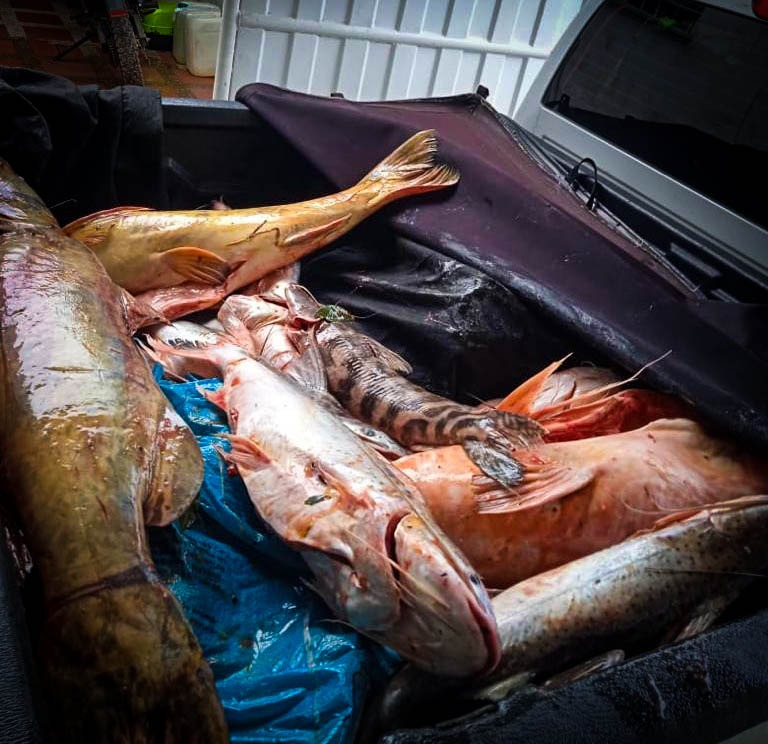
[144,321,244,378]
[151,320,224,349]
[371,512,501,678]
[219,295,287,332]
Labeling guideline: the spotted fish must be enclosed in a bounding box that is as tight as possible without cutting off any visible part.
[284,284,544,487]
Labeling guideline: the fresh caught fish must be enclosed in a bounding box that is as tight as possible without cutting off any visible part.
[284,284,544,488]
[216,295,408,458]
[540,388,694,442]
[395,419,768,588]
[146,324,500,677]
[378,495,768,729]
[218,294,293,370]
[145,320,223,380]
[0,159,227,742]
[485,365,619,409]
[498,356,692,441]
[530,365,620,411]
[64,131,458,322]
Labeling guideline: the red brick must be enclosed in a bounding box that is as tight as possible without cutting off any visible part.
[21,25,73,41]
[0,39,17,54]
[0,26,10,40]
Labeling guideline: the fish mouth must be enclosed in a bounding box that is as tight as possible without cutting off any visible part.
[385,512,407,573]
[467,595,501,676]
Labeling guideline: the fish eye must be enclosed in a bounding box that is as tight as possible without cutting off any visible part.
[469,574,481,585]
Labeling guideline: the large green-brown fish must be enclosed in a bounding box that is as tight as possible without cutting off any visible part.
[63,130,458,322]
[0,158,227,742]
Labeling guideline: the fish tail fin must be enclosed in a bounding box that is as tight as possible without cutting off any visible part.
[355,130,459,207]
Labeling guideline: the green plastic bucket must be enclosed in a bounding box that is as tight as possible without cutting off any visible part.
[142,1,178,36]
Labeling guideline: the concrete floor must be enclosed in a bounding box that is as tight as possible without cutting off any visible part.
[0,0,214,98]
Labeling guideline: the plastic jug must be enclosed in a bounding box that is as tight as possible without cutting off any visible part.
[185,13,222,77]
[173,2,219,65]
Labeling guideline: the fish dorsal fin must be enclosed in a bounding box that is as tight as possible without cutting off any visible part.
[474,452,595,514]
[496,355,571,414]
[534,351,672,421]
[143,405,203,527]
[63,205,153,228]
[285,284,324,324]
[163,246,229,286]
[280,214,351,248]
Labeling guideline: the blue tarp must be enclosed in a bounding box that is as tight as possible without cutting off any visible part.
[149,371,396,743]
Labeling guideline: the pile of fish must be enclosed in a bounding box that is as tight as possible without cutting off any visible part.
[1,126,766,742]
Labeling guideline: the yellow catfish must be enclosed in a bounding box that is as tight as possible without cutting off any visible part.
[64,130,458,321]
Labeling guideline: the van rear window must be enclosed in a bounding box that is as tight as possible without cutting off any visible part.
[543,0,768,232]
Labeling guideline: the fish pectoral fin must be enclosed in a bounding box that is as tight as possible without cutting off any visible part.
[280,214,351,248]
[466,671,536,703]
[144,406,204,527]
[199,386,227,411]
[163,247,229,285]
[666,594,738,644]
[120,288,166,334]
[542,650,625,691]
[217,434,271,471]
[472,452,595,514]
[463,439,530,492]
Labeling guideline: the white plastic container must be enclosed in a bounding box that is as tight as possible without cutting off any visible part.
[185,12,222,77]
[213,0,582,117]
[173,2,219,65]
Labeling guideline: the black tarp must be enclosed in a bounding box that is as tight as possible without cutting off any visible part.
[234,83,768,451]
[0,66,166,226]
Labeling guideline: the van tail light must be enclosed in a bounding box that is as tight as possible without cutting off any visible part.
[754,0,768,20]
